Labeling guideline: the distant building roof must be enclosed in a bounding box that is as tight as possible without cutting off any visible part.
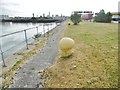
[72,11,93,14]
[111,12,120,15]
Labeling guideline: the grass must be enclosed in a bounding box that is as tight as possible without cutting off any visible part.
[42,21,118,88]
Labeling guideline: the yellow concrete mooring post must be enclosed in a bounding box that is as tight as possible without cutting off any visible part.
[59,37,75,58]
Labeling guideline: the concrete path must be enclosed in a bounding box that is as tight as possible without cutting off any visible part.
[9,21,67,88]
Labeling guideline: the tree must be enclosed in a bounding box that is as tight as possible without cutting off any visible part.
[94,10,112,23]
[94,10,106,22]
[106,12,112,23]
[39,15,42,18]
[70,12,81,25]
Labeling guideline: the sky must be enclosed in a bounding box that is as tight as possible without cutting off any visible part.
[0,0,119,17]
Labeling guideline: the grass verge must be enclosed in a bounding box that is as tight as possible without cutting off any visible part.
[42,21,118,88]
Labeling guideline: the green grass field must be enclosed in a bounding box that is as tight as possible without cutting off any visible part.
[43,21,118,88]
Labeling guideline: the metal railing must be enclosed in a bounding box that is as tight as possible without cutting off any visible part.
[0,23,58,67]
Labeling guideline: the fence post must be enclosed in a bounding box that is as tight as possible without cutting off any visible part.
[47,24,49,34]
[24,30,29,49]
[0,44,6,67]
[56,22,57,26]
[36,27,38,34]
[43,24,45,37]
[47,24,49,30]
[50,23,52,29]
[53,23,55,29]
[53,23,54,28]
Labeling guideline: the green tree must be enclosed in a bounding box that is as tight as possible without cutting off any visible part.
[71,12,81,25]
[39,15,42,18]
[106,12,112,23]
[94,10,112,23]
[94,10,106,22]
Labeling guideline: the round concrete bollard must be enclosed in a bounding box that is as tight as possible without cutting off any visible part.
[59,37,75,57]
[68,22,71,25]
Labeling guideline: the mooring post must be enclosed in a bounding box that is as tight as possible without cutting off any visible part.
[24,30,29,49]
[0,44,6,67]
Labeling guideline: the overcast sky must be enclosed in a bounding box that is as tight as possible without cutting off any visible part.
[0,0,119,17]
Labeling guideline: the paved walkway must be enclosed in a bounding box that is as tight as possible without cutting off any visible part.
[9,21,67,88]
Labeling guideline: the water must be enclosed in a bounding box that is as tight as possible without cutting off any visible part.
[0,22,57,62]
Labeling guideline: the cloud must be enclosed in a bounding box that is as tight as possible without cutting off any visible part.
[0,1,21,16]
[0,0,119,17]
[0,2,19,6]
[0,7,21,16]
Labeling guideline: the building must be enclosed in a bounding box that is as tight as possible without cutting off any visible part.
[81,13,93,20]
[72,11,94,21]
[0,15,9,20]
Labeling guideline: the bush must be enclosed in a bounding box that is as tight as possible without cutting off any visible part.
[34,34,41,38]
